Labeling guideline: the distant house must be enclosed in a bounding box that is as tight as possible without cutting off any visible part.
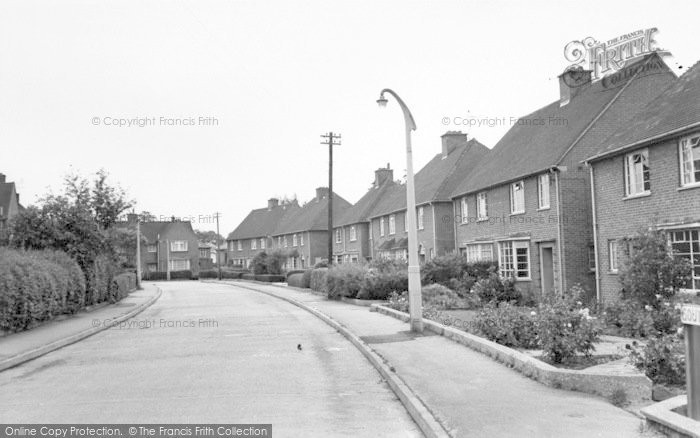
[0,173,24,243]
[198,242,215,270]
[332,165,397,263]
[368,132,489,263]
[450,53,676,301]
[118,214,200,278]
[270,187,351,268]
[226,198,301,268]
[586,60,700,303]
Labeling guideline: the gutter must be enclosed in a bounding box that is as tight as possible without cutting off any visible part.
[588,164,601,304]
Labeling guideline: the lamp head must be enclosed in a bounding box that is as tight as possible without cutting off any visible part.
[376,95,388,108]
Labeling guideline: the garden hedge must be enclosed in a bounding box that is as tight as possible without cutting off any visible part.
[287,273,305,288]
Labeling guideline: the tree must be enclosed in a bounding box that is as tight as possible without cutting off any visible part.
[619,228,693,306]
[195,230,224,244]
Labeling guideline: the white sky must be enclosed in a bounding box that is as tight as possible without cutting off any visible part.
[1,0,698,234]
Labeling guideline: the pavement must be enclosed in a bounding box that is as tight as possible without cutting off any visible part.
[223,281,651,438]
[0,283,162,371]
[0,281,421,437]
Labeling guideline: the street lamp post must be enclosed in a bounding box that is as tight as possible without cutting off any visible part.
[376,89,423,333]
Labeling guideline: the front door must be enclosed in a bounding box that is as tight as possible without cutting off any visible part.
[540,246,554,295]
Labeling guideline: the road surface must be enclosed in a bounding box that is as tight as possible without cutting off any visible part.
[0,281,421,437]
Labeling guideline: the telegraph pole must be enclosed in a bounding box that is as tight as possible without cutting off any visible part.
[135,218,142,289]
[321,132,341,264]
[215,212,222,280]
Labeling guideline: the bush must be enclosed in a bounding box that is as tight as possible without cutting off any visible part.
[143,271,167,281]
[358,268,407,300]
[287,273,305,288]
[421,253,495,285]
[421,284,464,309]
[604,298,680,338]
[309,268,328,293]
[301,269,312,288]
[473,302,539,348]
[111,272,136,301]
[286,270,306,280]
[535,295,600,364]
[0,248,87,332]
[619,229,693,306]
[169,270,193,280]
[242,273,256,281]
[255,274,286,282]
[251,252,269,275]
[629,333,685,385]
[470,267,520,304]
[326,263,367,299]
[386,291,409,312]
[198,269,219,279]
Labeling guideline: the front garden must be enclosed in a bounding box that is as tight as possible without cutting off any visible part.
[285,228,695,406]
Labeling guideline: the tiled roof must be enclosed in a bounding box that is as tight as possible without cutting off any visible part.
[116,220,195,242]
[227,202,300,240]
[587,59,700,161]
[451,53,673,197]
[337,179,397,227]
[272,192,351,235]
[369,138,489,218]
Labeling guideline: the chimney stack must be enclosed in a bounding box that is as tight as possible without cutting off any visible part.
[315,187,330,200]
[558,67,592,106]
[374,164,393,187]
[127,213,138,223]
[441,131,468,158]
[0,173,5,183]
[268,198,279,209]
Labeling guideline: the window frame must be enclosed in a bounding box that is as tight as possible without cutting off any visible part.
[335,228,342,244]
[251,239,257,250]
[497,240,530,280]
[679,134,700,187]
[460,197,469,223]
[510,181,525,214]
[538,173,550,210]
[477,192,488,220]
[350,226,357,242]
[418,207,424,230]
[170,240,188,252]
[380,217,385,237]
[608,239,619,273]
[624,148,651,197]
[389,214,396,235]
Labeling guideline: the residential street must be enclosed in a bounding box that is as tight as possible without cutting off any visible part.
[0,282,420,437]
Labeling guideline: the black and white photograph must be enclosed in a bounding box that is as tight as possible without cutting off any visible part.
[1,1,700,436]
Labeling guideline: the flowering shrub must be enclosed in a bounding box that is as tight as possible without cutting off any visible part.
[535,296,600,364]
[604,297,681,338]
[326,263,366,299]
[421,284,464,309]
[357,260,408,300]
[473,302,539,348]
[470,267,520,304]
[629,332,685,385]
[386,291,409,312]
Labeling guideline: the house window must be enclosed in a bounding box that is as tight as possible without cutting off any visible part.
[460,197,469,223]
[147,263,157,272]
[380,218,385,237]
[169,259,190,271]
[300,233,304,246]
[260,238,265,249]
[477,192,488,220]
[625,149,650,196]
[335,229,342,243]
[538,174,550,209]
[350,226,357,241]
[608,240,619,272]
[171,241,188,252]
[147,244,157,253]
[466,243,493,263]
[251,239,257,250]
[389,215,396,235]
[293,234,298,246]
[588,246,596,271]
[498,240,530,279]
[237,241,242,251]
[680,134,700,186]
[418,207,424,230]
[670,230,700,291]
[404,214,408,232]
[283,236,288,247]
[278,236,282,247]
[199,248,208,258]
[510,181,525,214]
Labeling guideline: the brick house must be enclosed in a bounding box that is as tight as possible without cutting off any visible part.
[450,53,676,302]
[270,187,351,268]
[585,60,700,304]
[368,132,489,262]
[119,215,200,278]
[0,173,24,243]
[226,198,301,268]
[332,165,397,264]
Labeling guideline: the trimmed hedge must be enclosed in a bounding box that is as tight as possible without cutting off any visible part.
[242,273,256,281]
[310,268,328,293]
[143,271,168,281]
[301,270,312,288]
[0,248,87,332]
[286,270,306,280]
[287,273,305,288]
[255,274,286,282]
[111,272,137,302]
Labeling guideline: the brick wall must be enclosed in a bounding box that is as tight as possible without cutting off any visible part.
[592,135,700,304]
[370,205,440,262]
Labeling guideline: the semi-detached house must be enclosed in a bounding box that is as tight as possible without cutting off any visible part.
[450,53,676,303]
[586,59,700,304]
